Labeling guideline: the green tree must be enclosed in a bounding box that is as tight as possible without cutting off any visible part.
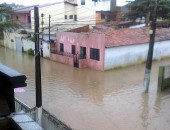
[0,4,21,39]
[125,0,170,21]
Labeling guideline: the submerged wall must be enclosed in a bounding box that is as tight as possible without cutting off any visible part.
[104,40,170,70]
[3,32,50,58]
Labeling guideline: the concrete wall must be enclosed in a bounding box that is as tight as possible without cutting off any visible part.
[31,2,65,29]
[22,39,35,52]
[77,6,96,28]
[4,33,18,50]
[54,32,105,71]
[43,41,50,58]
[31,2,77,29]
[51,53,74,66]
[3,32,50,58]
[104,40,170,70]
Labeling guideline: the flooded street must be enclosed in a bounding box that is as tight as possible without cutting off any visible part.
[0,46,170,130]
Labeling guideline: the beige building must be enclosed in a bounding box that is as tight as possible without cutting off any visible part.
[30,0,96,30]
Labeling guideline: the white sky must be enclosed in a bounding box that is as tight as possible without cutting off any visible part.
[0,0,128,6]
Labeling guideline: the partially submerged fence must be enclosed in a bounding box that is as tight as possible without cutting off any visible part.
[15,98,72,130]
[158,65,170,91]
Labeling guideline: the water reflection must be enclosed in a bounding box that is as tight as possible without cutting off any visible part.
[140,93,149,129]
[0,46,170,130]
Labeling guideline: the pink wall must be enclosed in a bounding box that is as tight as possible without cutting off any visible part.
[13,13,30,24]
[52,32,105,71]
[51,53,74,67]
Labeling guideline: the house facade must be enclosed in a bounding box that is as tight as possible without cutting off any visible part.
[77,0,117,22]
[50,27,170,71]
[30,0,96,30]
[13,6,35,29]
[50,32,105,71]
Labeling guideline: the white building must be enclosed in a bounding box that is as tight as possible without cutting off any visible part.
[30,0,96,30]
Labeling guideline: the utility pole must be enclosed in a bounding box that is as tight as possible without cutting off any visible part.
[41,13,44,57]
[49,15,51,42]
[144,0,158,92]
[34,6,42,125]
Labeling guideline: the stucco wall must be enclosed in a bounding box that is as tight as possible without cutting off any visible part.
[50,53,74,66]
[42,41,50,58]
[3,32,50,58]
[22,39,35,51]
[31,3,65,29]
[4,32,17,50]
[104,40,170,70]
[77,6,96,28]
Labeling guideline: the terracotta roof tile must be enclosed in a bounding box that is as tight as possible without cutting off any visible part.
[89,27,170,48]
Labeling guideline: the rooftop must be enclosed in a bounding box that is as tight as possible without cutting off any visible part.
[89,26,170,48]
[14,6,36,13]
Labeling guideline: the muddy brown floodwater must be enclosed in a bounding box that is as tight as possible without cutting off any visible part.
[0,46,170,130]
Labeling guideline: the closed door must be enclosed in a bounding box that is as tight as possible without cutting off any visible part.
[15,37,22,52]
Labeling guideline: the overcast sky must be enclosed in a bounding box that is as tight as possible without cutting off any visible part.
[0,0,128,6]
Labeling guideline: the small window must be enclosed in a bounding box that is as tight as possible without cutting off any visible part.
[80,46,86,59]
[90,48,100,61]
[81,0,85,5]
[16,16,19,20]
[74,15,77,21]
[60,43,64,52]
[65,15,67,19]
[69,15,73,19]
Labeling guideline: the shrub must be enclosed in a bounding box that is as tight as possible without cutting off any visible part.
[27,48,33,55]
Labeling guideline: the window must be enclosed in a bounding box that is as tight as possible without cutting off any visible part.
[60,43,64,52]
[81,0,85,5]
[80,46,86,59]
[90,48,100,61]
[101,13,105,19]
[65,15,67,19]
[74,15,77,21]
[72,45,76,55]
[69,15,73,19]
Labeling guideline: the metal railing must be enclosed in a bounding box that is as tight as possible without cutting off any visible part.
[50,49,74,58]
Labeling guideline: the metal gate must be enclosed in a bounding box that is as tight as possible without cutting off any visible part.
[15,37,22,52]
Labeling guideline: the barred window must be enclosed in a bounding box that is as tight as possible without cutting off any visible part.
[90,48,100,61]
[60,43,64,52]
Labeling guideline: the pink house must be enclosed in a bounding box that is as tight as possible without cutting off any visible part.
[13,6,35,29]
[50,32,105,71]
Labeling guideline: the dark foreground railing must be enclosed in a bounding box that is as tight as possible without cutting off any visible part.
[0,65,43,130]
[0,64,26,117]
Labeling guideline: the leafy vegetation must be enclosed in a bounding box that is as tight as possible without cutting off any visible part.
[0,4,21,39]
[27,48,33,55]
[125,0,170,21]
